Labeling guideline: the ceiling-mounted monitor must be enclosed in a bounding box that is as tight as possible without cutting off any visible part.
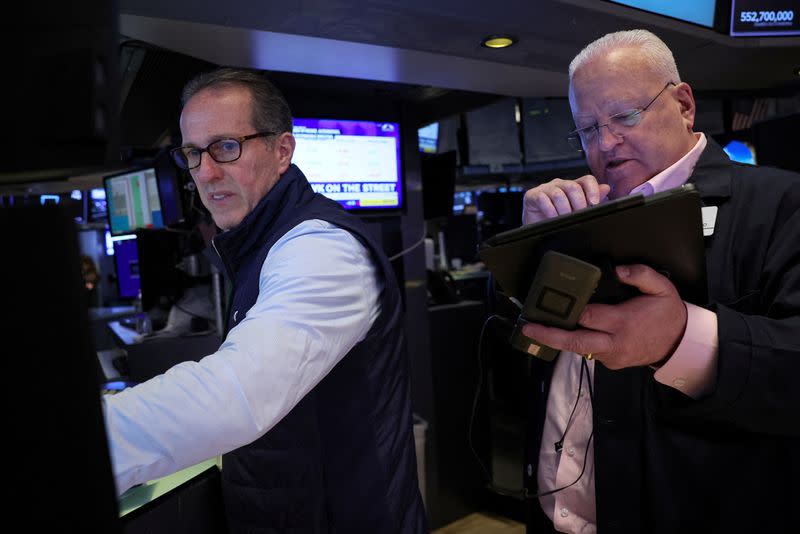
[730,0,799,36]
[607,0,717,28]
[292,118,404,213]
[418,123,439,154]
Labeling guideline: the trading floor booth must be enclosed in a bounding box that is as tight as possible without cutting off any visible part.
[4,205,228,533]
[119,458,227,534]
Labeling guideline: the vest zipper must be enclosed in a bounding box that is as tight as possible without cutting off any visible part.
[211,236,235,281]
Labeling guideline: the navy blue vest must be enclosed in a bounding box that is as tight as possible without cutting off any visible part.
[210,165,426,533]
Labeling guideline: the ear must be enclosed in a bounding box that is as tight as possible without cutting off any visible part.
[674,82,696,132]
[274,132,296,174]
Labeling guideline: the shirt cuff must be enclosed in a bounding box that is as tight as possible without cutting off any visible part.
[653,302,719,399]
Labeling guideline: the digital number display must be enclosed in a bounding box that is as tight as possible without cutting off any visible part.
[731,0,800,36]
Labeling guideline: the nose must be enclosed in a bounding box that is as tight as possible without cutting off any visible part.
[191,151,224,185]
[597,125,623,152]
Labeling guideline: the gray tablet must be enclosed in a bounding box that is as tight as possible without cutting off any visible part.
[479,184,708,305]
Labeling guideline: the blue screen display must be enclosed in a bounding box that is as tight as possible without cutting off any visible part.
[723,140,757,165]
[608,0,716,27]
[112,236,140,299]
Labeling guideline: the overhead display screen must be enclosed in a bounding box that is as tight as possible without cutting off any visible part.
[731,0,799,36]
[608,0,716,28]
[292,118,403,212]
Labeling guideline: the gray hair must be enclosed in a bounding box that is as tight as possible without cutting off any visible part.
[181,67,293,135]
[568,29,681,84]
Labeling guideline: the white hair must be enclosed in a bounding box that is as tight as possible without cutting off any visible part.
[568,29,681,84]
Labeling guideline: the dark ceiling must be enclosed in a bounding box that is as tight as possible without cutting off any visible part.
[4,0,798,193]
[118,0,800,98]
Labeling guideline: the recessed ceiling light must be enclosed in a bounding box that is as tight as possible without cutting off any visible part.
[481,35,517,49]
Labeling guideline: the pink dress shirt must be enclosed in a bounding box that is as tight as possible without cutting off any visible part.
[536,133,720,533]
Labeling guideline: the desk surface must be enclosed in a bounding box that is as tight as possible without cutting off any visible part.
[450,268,489,281]
[119,457,221,517]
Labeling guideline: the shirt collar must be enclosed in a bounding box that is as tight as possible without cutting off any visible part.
[629,132,707,197]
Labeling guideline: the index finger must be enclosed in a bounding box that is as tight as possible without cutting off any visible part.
[574,175,606,206]
[521,322,614,356]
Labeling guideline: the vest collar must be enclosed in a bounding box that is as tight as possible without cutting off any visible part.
[211,164,313,278]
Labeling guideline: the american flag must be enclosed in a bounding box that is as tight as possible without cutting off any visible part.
[731,98,773,131]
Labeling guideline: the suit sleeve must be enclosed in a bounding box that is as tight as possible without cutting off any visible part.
[656,182,800,436]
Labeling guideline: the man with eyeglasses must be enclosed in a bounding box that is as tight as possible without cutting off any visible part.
[520,30,800,533]
[103,68,427,533]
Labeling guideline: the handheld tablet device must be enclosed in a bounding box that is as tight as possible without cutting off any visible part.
[479,184,707,306]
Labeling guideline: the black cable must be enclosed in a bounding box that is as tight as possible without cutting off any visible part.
[468,317,598,501]
[526,356,595,500]
[388,221,428,262]
[468,314,502,485]
[531,431,594,499]
[553,358,586,454]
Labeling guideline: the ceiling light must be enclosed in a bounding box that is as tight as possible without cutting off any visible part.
[481,35,517,49]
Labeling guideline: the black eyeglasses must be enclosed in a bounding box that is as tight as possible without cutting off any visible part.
[170,131,278,170]
[566,82,676,151]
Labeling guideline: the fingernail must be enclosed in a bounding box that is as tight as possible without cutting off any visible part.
[617,266,630,278]
[522,324,534,335]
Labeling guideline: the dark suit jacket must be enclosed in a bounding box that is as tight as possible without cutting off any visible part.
[525,138,800,533]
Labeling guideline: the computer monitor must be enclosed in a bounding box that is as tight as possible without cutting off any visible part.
[478,190,524,240]
[292,118,404,212]
[453,190,477,215]
[4,0,119,183]
[112,235,141,299]
[443,213,480,264]
[418,122,439,154]
[153,147,186,228]
[3,204,121,532]
[421,151,458,219]
[606,0,717,28]
[104,167,165,236]
[38,190,87,223]
[136,230,186,312]
[88,187,109,222]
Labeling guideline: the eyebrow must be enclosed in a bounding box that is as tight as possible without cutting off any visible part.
[573,92,644,120]
[573,100,641,124]
[180,134,240,148]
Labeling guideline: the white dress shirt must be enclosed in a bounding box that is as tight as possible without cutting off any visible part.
[104,219,382,495]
